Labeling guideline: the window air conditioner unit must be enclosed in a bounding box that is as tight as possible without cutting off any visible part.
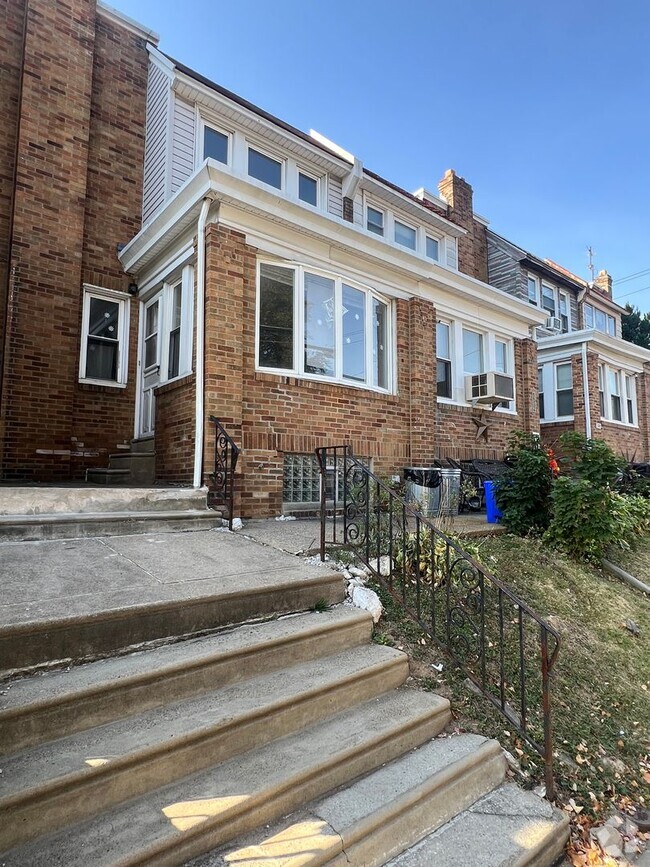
[464,371,515,404]
[545,316,562,332]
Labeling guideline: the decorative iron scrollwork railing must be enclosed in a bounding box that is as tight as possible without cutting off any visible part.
[315,444,560,800]
[208,417,240,530]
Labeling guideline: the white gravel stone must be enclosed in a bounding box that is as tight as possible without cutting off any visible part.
[351,586,383,623]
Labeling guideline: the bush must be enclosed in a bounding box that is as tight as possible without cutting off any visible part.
[545,478,616,561]
[558,432,625,486]
[495,433,554,536]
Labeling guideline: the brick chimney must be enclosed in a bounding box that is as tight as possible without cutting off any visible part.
[437,169,487,282]
[594,269,613,296]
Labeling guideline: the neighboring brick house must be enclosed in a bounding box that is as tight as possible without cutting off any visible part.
[0,0,155,480]
[116,45,544,516]
[487,231,650,461]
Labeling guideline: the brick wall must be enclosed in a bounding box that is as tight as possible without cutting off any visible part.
[155,374,195,484]
[199,225,538,517]
[0,0,148,480]
[0,0,27,414]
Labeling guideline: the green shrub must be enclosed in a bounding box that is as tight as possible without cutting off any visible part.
[495,433,553,536]
[545,478,616,561]
[558,432,625,486]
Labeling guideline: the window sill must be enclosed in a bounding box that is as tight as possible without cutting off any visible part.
[540,417,574,424]
[78,378,127,390]
[599,417,639,430]
[436,397,517,416]
[255,367,394,397]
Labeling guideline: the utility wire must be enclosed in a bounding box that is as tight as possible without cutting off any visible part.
[613,268,650,285]
[614,283,650,301]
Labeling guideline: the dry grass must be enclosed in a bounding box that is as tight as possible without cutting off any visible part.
[371,533,650,816]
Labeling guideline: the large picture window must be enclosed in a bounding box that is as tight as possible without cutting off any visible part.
[257,263,391,390]
[79,286,130,386]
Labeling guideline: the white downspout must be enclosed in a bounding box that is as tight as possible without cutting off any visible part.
[193,197,212,488]
[582,341,592,439]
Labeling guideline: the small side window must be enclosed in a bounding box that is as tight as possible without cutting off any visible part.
[203,127,228,164]
[79,287,129,386]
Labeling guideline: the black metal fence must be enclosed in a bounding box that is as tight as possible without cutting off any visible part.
[207,417,239,530]
[316,444,560,799]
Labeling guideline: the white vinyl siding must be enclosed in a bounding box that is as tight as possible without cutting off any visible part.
[327,175,343,218]
[171,97,196,194]
[445,237,458,269]
[142,59,172,224]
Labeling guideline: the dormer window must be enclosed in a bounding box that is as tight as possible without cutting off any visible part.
[203,126,228,164]
[366,206,384,237]
[426,236,440,261]
[394,220,416,251]
[248,147,282,189]
[298,171,318,206]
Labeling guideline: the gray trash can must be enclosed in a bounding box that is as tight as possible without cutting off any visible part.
[404,467,461,518]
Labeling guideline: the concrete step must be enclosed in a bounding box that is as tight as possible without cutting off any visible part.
[0,509,223,542]
[0,607,372,754]
[201,733,507,867]
[108,452,156,486]
[130,437,156,454]
[0,536,345,675]
[1,688,451,866]
[0,644,410,851]
[0,486,209,516]
[85,467,132,484]
[386,783,569,867]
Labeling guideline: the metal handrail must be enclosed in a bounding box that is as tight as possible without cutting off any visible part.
[208,417,240,530]
[316,444,560,799]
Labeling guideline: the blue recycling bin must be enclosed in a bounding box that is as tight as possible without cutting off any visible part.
[483,480,502,524]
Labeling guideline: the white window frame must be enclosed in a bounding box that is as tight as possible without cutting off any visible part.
[296,167,322,208]
[436,320,453,399]
[599,362,638,427]
[247,143,285,191]
[255,260,394,393]
[393,217,418,251]
[365,201,385,237]
[555,362,574,419]
[436,320,516,413]
[79,285,130,388]
[527,274,539,306]
[159,265,194,384]
[197,115,232,168]
[425,234,442,262]
[558,292,571,333]
[538,361,574,423]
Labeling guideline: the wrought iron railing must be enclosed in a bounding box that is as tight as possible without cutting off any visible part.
[207,417,240,530]
[316,444,560,799]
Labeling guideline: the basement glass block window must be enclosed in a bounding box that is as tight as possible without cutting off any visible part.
[248,147,282,189]
[203,126,228,164]
[283,454,322,505]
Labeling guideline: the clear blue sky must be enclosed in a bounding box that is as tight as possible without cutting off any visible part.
[117,0,650,314]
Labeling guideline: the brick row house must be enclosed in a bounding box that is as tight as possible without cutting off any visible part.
[2,0,648,517]
[487,233,650,460]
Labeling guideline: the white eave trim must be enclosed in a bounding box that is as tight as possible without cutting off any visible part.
[538,328,650,368]
[119,162,546,328]
[97,1,159,43]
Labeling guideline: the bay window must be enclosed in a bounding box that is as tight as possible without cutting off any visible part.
[257,262,391,390]
[436,322,452,399]
[584,302,616,336]
[599,364,637,425]
[555,363,574,418]
[463,329,484,375]
[609,369,622,421]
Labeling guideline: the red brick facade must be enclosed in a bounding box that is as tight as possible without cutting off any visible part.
[179,225,540,517]
[541,352,650,461]
[0,0,148,480]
